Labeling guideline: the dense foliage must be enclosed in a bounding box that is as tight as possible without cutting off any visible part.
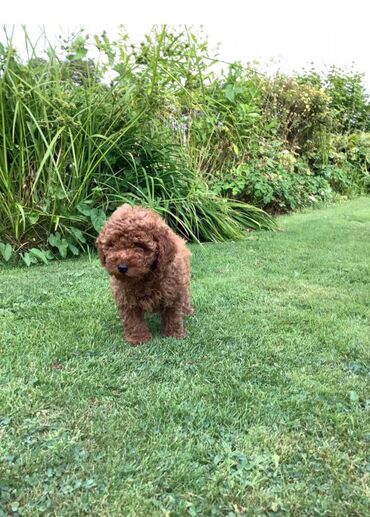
[0,26,369,264]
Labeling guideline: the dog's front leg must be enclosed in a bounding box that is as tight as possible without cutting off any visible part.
[122,307,152,345]
[161,304,185,339]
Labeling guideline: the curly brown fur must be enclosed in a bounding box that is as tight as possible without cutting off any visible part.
[96,204,194,345]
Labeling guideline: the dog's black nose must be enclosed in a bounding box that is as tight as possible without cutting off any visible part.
[117,263,128,274]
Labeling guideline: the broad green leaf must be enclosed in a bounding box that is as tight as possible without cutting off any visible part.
[76,203,93,217]
[68,243,80,256]
[0,243,13,262]
[69,227,86,244]
[225,84,235,102]
[21,253,32,267]
[57,242,69,258]
[90,208,106,232]
[29,248,49,264]
[48,233,62,247]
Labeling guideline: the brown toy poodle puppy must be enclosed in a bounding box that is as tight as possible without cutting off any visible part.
[96,204,194,345]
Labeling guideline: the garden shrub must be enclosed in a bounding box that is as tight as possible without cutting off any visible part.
[0,28,275,265]
[300,66,370,133]
[211,143,333,211]
[185,63,263,177]
[261,75,331,156]
[325,67,370,133]
[0,26,369,264]
[321,132,370,194]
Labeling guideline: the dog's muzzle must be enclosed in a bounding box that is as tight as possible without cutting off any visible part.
[117,263,128,274]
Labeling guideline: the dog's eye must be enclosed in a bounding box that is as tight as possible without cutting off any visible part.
[134,242,148,250]
[105,241,114,248]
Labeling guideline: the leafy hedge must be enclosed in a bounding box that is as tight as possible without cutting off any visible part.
[0,26,369,265]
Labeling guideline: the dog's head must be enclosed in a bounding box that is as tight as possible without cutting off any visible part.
[96,204,177,279]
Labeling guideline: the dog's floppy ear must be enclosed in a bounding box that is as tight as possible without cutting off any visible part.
[155,226,177,269]
[95,234,106,265]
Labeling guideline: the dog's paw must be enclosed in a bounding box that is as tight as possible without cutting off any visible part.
[182,305,195,316]
[162,329,186,339]
[125,332,152,346]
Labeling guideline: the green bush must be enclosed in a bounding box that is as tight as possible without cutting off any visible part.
[0,28,275,265]
[326,67,370,133]
[211,144,333,211]
[184,63,263,177]
[242,165,332,212]
[261,75,331,157]
[320,132,370,194]
[0,37,138,265]
[1,26,369,265]
[300,66,370,133]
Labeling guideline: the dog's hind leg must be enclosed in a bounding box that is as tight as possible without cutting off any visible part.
[181,287,194,316]
[182,303,194,316]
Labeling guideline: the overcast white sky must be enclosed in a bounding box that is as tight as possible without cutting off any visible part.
[3,0,370,89]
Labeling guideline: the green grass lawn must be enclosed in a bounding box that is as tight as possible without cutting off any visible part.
[1,198,369,516]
